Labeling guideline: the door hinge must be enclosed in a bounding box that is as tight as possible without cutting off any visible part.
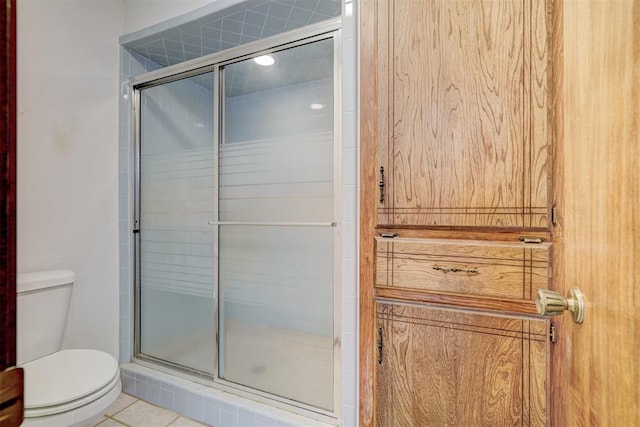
[377,327,384,364]
[379,167,385,204]
[549,322,557,344]
[518,236,545,244]
[551,205,559,227]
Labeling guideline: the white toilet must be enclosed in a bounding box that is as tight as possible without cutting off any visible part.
[17,270,121,426]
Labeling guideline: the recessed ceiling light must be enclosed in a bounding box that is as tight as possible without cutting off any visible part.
[254,55,275,66]
[310,103,325,110]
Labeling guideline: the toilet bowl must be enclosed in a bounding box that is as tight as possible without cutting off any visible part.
[17,270,121,427]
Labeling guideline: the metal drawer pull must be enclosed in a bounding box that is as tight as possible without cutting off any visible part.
[433,265,478,274]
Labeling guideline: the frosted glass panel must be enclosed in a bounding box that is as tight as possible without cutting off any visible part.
[139,73,215,374]
[219,226,334,409]
[218,39,335,410]
[219,130,333,223]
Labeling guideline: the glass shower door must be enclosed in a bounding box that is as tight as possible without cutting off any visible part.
[137,72,216,375]
[217,38,336,411]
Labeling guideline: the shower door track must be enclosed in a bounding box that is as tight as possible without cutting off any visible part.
[130,19,341,90]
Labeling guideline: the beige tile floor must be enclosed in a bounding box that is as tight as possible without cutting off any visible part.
[93,393,208,427]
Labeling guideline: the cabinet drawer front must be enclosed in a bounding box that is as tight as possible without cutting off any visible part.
[375,238,550,300]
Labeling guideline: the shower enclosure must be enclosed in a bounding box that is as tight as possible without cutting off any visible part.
[133,24,340,416]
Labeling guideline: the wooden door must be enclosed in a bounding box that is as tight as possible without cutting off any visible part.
[549,1,639,425]
[375,0,549,228]
[0,1,23,426]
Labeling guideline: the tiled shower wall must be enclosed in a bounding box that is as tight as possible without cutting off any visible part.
[118,1,357,425]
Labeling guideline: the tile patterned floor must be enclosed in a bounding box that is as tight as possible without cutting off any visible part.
[93,393,209,427]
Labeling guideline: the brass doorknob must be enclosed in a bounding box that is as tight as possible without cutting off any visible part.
[535,287,585,324]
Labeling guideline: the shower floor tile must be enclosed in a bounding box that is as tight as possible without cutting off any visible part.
[94,393,208,427]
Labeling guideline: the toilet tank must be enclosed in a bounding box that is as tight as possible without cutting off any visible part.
[17,270,75,365]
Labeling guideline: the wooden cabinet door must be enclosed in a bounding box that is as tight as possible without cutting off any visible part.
[373,0,549,228]
[376,302,547,427]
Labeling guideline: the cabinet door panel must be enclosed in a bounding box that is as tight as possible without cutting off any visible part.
[376,302,548,426]
[375,237,551,300]
[376,0,548,228]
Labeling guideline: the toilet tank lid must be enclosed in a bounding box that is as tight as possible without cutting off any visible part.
[17,270,75,293]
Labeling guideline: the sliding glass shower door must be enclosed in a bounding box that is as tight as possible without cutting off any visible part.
[137,72,216,375]
[135,33,338,413]
[217,39,336,411]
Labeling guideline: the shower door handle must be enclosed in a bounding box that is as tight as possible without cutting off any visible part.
[207,221,337,227]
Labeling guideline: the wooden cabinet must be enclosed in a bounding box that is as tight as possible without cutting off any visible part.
[374,0,549,228]
[360,1,554,426]
[376,302,547,427]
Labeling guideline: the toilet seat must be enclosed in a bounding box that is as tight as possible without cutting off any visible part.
[22,349,120,418]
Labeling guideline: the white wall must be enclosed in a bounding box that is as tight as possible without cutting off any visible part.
[17,0,123,357]
[17,0,214,361]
